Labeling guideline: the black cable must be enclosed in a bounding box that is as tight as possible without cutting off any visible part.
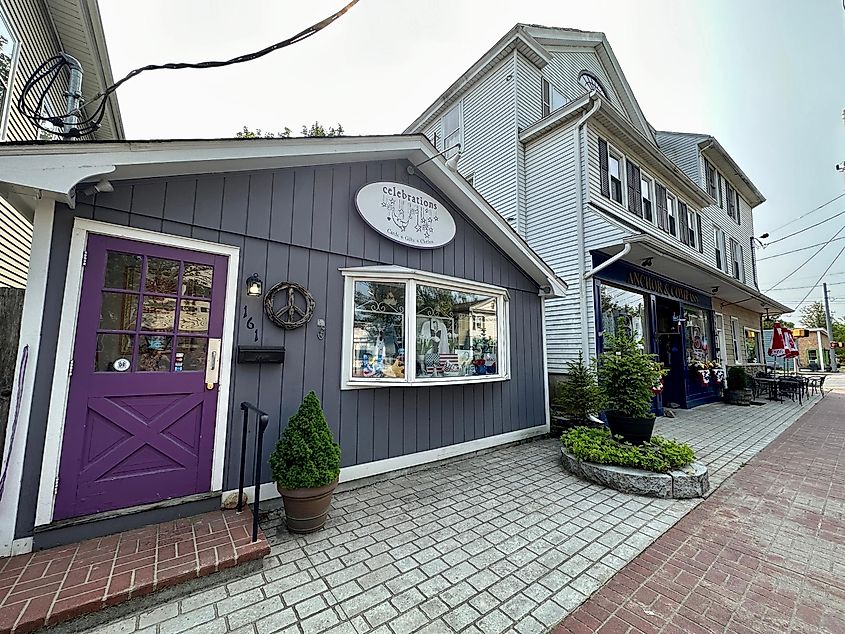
[764,191,845,236]
[770,280,845,292]
[759,236,845,261]
[16,0,360,138]
[763,223,845,292]
[790,242,845,312]
[764,208,845,246]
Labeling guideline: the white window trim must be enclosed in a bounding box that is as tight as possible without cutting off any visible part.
[607,145,625,206]
[440,102,463,156]
[340,266,511,390]
[744,328,762,364]
[0,7,22,141]
[666,192,677,237]
[731,316,742,364]
[714,226,726,272]
[640,173,653,223]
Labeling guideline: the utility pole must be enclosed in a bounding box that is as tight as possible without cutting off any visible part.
[823,282,838,372]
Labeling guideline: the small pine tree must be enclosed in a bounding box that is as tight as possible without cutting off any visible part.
[270,391,341,489]
[554,352,606,423]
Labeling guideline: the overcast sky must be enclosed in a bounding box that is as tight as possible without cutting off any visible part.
[98,0,845,324]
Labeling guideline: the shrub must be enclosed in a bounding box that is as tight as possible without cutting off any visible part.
[553,352,606,423]
[597,325,667,419]
[270,391,341,489]
[561,426,695,473]
[726,366,748,391]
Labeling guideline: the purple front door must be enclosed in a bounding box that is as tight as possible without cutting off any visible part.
[54,234,229,521]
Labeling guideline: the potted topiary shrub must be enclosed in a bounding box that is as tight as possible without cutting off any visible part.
[724,366,752,406]
[269,391,341,534]
[552,352,606,434]
[597,327,668,445]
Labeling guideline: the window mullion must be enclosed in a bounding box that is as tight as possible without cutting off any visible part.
[406,278,416,384]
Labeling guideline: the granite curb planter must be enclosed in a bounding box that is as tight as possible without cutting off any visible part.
[560,447,709,498]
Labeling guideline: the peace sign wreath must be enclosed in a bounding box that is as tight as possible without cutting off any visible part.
[263,281,316,330]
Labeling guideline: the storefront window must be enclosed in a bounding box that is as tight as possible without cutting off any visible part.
[342,269,509,388]
[600,284,648,349]
[416,285,498,379]
[744,328,760,363]
[683,306,712,368]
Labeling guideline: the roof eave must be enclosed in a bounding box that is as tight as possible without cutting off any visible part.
[698,138,765,207]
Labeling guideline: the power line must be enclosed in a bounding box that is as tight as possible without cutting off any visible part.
[790,242,845,312]
[764,208,845,246]
[759,236,845,261]
[771,280,845,291]
[17,0,361,137]
[763,223,845,292]
[765,192,845,235]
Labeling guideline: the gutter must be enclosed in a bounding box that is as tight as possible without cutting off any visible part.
[573,94,602,354]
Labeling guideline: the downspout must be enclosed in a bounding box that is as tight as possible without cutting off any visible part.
[574,95,602,354]
[584,243,631,281]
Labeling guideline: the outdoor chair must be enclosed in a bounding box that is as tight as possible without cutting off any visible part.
[808,375,826,397]
[778,377,802,404]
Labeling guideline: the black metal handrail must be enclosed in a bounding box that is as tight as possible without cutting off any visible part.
[238,401,269,542]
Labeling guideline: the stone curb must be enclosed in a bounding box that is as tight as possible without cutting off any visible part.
[560,447,709,498]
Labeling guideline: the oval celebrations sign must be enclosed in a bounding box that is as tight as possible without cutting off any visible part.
[355,182,456,249]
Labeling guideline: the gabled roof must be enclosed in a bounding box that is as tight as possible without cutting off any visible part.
[656,131,765,207]
[405,23,655,144]
[44,0,124,139]
[0,134,566,297]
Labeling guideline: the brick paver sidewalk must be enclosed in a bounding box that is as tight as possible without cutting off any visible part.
[555,393,845,634]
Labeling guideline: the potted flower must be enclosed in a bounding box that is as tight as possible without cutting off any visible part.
[552,352,606,434]
[269,391,341,534]
[724,366,752,406]
[597,326,668,445]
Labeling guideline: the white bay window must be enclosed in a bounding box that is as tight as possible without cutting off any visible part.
[341,267,510,388]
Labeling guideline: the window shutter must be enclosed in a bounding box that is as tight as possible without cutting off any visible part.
[655,183,667,230]
[697,214,704,253]
[598,138,610,199]
[735,192,741,225]
[542,79,550,117]
[631,164,642,217]
[626,162,637,215]
[678,201,689,245]
[718,177,723,208]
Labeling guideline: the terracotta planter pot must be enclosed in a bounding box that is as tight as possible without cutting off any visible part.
[606,411,656,445]
[278,478,338,534]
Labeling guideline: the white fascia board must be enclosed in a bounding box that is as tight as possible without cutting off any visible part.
[519,94,592,143]
[594,41,656,145]
[698,138,766,207]
[403,28,551,134]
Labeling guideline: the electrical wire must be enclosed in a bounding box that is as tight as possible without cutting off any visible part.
[764,191,845,236]
[764,208,845,246]
[759,236,845,261]
[16,0,361,138]
[769,280,845,292]
[790,241,845,312]
[763,223,845,292]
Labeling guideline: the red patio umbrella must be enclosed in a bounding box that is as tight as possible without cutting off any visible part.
[768,322,787,358]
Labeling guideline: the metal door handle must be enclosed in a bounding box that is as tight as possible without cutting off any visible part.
[210,350,217,371]
[205,338,222,388]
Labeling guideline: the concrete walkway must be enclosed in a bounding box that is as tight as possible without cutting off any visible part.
[66,395,818,634]
[555,392,844,634]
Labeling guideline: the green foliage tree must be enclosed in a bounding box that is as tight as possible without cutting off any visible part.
[597,325,667,419]
[235,121,344,139]
[762,317,794,330]
[799,301,828,329]
[554,352,606,423]
[270,391,341,490]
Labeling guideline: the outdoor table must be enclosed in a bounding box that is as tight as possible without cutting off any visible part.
[754,376,781,402]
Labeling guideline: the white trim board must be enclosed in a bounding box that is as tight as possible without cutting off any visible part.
[0,199,55,558]
[226,425,549,505]
[34,219,241,528]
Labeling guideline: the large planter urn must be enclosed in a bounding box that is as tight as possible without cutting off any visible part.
[606,411,656,445]
[724,388,752,406]
[278,478,339,534]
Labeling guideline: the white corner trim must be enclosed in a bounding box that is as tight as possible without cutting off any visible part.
[11,537,32,556]
[541,300,551,433]
[34,218,240,528]
[226,425,549,505]
[0,198,55,558]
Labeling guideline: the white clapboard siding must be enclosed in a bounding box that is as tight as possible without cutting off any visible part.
[542,49,628,122]
[654,132,702,185]
[457,55,518,229]
[515,52,542,130]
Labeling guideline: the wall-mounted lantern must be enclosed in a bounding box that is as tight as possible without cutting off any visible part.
[246,273,263,297]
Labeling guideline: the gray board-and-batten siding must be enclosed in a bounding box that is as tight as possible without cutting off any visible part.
[18,158,547,539]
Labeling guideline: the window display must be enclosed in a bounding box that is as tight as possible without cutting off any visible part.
[343,270,509,387]
[683,306,712,368]
[744,329,760,363]
[600,284,648,350]
[415,285,498,379]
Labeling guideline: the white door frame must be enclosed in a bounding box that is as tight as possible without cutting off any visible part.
[34,219,240,527]
[714,312,728,369]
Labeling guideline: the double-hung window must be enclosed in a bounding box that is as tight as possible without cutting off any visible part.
[341,268,510,388]
[0,8,20,140]
[541,78,567,117]
[641,175,653,223]
[731,317,742,364]
[687,207,697,248]
[608,151,623,205]
[441,103,462,157]
[714,227,726,272]
[730,238,745,282]
[725,181,737,222]
[666,193,677,237]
